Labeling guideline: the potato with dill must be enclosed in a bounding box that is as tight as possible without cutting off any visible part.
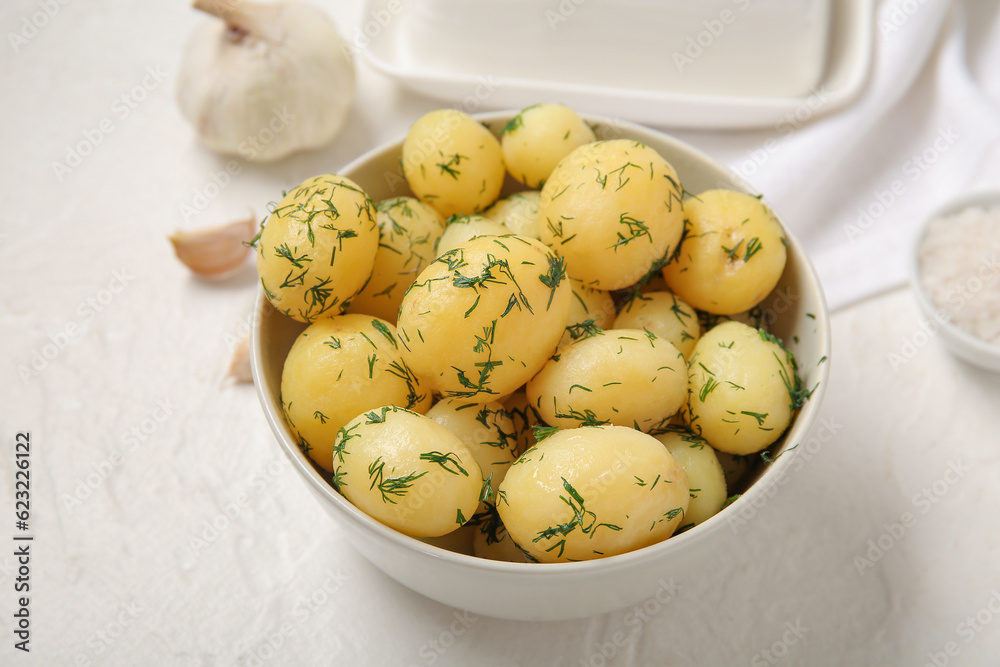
[538,139,685,291]
[500,103,596,189]
[614,291,700,358]
[663,189,786,315]
[560,278,616,348]
[483,190,541,239]
[281,315,430,472]
[348,197,445,323]
[436,214,510,256]
[654,429,727,528]
[257,174,379,323]
[528,329,687,432]
[697,306,775,336]
[396,234,572,402]
[498,425,690,562]
[685,321,800,455]
[426,398,518,505]
[333,405,483,538]
[401,109,506,218]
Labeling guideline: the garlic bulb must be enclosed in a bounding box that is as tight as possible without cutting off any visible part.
[177,0,355,162]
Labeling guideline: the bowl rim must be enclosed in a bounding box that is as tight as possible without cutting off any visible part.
[909,187,1000,369]
[250,110,834,573]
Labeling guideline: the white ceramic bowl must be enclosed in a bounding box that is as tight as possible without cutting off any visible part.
[251,112,832,621]
[910,189,1000,373]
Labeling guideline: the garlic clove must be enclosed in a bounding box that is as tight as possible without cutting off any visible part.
[226,333,254,384]
[177,0,356,162]
[169,214,257,278]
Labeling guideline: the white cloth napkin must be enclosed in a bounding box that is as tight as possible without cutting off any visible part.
[669,0,1000,313]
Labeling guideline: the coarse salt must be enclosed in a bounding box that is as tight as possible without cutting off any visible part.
[917,204,1000,346]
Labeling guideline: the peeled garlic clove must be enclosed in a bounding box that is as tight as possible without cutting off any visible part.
[226,334,253,384]
[177,0,355,162]
[170,215,257,278]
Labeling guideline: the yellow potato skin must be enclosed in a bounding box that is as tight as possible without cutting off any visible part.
[528,329,687,432]
[498,425,690,562]
[397,234,572,402]
[614,291,700,358]
[686,321,796,455]
[697,307,774,335]
[426,398,518,503]
[663,189,787,315]
[280,315,430,472]
[538,139,685,290]
[334,406,483,538]
[348,197,445,324]
[401,109,506,218]
[654,430,727,528]
[482,190,541,239]
[257,174,379,323]
[500,103,596,189]
[560,278,616,348]
[436,214,510,256]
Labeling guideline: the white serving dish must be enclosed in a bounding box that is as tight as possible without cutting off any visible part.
[911,189,1000,373]
[358,0,873,128]
[251,111,832,620]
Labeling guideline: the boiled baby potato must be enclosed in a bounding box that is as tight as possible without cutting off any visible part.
[698,306,773,335]
[500,103,596,188]
[281,315,430,472]
[483,190,541,239]
[348,197,445,323]
[257,174,379,323]
[527,328,687,432]
[663,189,787,315]
[333,405,483,538]
[654,429,727,528]
[470,505,532,563]
[538,140,685,290]
[498,425,690,562]
[436,214,510,256]
[401,109,506,217]
[426,397,518,503]
[614,291,700,358]
[560,278,616,347]
[397,234,572,402]
[686,321,798,455]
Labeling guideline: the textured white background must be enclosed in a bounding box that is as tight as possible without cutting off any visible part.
[1,0,999,664]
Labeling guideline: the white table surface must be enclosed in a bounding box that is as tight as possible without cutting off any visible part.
[2,0,1000,665]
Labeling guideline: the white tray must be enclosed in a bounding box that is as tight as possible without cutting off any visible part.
[359,0,873,129]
